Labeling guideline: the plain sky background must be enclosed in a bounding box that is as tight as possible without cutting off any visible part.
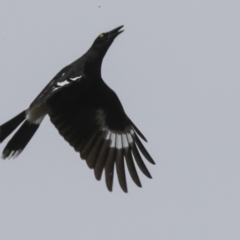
[0,0,240,239]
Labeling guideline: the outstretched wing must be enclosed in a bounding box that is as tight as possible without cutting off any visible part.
[30,64,83,108]
[49,105,155,192]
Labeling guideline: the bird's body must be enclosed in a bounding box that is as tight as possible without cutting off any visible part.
[0,26,154,192]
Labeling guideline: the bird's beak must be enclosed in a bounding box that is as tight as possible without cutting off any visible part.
[107,25,124,39]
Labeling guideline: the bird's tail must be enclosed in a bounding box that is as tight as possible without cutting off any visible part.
[0,111,41,159]
[0,111,26,142]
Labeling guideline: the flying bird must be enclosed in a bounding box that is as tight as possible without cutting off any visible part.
[0,26,155,192]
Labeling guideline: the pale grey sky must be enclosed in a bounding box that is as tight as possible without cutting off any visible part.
[1,0,240,239]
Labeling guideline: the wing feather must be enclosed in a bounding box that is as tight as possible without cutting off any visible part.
[49,90,154,192]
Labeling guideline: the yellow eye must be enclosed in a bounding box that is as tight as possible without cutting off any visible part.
[99,33,104,38]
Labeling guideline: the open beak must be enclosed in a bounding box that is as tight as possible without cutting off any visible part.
[107,25,124,39]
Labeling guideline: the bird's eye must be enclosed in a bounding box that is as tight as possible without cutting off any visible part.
[99,33,104,38]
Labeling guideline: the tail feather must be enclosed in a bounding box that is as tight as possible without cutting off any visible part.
[2,120,40,159]
[0,111,26,143]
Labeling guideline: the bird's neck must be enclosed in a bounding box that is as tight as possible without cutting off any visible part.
[84,50,106,78]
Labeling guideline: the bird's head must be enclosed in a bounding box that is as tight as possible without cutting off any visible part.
[90,25,124,53]
[84,26,124,76]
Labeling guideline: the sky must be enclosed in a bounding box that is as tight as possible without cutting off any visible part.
[0,0,240,239]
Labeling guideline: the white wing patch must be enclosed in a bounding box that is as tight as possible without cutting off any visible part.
[110,133,116,148]
[126,132,133,144]
[70,76,82,81]
[107,132,134,149]
[96,109,134,150]
[116,134,122,149]
[52,75,82,92]
[122,134,128,148]
[56,80,70,87]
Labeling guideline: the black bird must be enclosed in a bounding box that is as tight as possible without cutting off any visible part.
[0,26,155,192]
